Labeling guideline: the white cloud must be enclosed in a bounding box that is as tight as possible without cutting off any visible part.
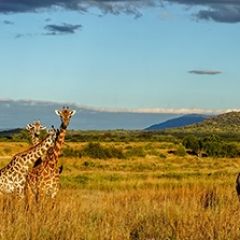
[75,104,235,114]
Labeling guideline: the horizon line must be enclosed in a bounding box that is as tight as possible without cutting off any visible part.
[0,98,239,114]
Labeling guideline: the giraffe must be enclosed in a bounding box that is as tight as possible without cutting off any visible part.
[26,121,46,145]
[25,107,76,201]
[26,120,47,168]
[0,127,56,196]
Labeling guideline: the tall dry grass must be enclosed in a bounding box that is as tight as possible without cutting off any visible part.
[0,185,240,240]
[0,141,240,239]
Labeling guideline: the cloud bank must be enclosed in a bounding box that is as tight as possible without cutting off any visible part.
[0,0,240,23]
[167,0,240,23]
[189,70,222,75]
[0,0,145,19]
[75,104,231,115]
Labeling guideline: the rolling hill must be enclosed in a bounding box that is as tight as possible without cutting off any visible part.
[186,111,240,131]
[200,111,240,127]
[165,111,240,135]
[145,114,210,131]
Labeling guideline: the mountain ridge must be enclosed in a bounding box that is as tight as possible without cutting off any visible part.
[145,114,210,130]
[183,111,240,132]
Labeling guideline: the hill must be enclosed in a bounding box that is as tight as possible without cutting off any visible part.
[145,114,209,130]
[165,111,240,138]
[201,111,240,128]
[184,111,240,131]
[0,128,22,138]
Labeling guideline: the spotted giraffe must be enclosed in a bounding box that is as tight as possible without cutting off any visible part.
[0,127,56,196]
[26,121,46,145]
[26,120,63,172]
[25,107,76,200]
[26,120,47,168]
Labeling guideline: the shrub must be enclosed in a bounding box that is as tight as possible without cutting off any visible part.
[63,143,125,159]
[125,146,146,158]
[203,141,239,158]
[62,147,82,158]
[203,141,222,157]
[175,145,186,157]
[182,135,202,155]
[182,134,240,158]
[82,142,125,159]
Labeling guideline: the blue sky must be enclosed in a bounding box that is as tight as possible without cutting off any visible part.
[1,1,240,113]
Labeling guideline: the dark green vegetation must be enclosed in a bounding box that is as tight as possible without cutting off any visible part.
[182,135,239,158]
[63,142,126,159]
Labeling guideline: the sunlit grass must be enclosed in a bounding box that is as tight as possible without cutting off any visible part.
[0,141,240,239]
[0,187,240,240]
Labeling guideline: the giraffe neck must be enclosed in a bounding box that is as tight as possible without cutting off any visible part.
[46,126,67,169]
[30,133,40,145]
[13,133,54,169]
[55,127,67,155]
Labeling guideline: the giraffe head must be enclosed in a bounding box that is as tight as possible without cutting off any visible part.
[55,107,76,129]
[26,121,46,136]
[26,121,46,138]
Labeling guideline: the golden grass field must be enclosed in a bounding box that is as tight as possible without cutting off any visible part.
[0,141,240,240]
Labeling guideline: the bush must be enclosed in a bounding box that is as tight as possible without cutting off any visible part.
[62,147,82,158]
[125,146,146,158]
[175,145,186,157]
[182,134,240,158]
[82,142,125,159]
[203,141,222,157]
[222,143,239,157]
[203,141,239,158]
[63,142,125,159]
[182,135,202,155]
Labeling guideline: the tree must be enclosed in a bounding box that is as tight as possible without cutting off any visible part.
[182,135,202,156]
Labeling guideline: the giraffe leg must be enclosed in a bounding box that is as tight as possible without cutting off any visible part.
[24,184,35,212]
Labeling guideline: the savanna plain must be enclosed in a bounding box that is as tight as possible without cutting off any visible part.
[0,130,240,240]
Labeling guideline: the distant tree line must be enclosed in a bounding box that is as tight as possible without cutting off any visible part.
[1,129,178,143]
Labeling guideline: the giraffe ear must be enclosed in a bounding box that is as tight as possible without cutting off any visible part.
[26,124,32,130]
[70,110,76,116]
[55,110,61,116]
[40,126,46,130]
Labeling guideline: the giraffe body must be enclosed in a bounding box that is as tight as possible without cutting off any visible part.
[0,128,56,196]
[25,107,76,199]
